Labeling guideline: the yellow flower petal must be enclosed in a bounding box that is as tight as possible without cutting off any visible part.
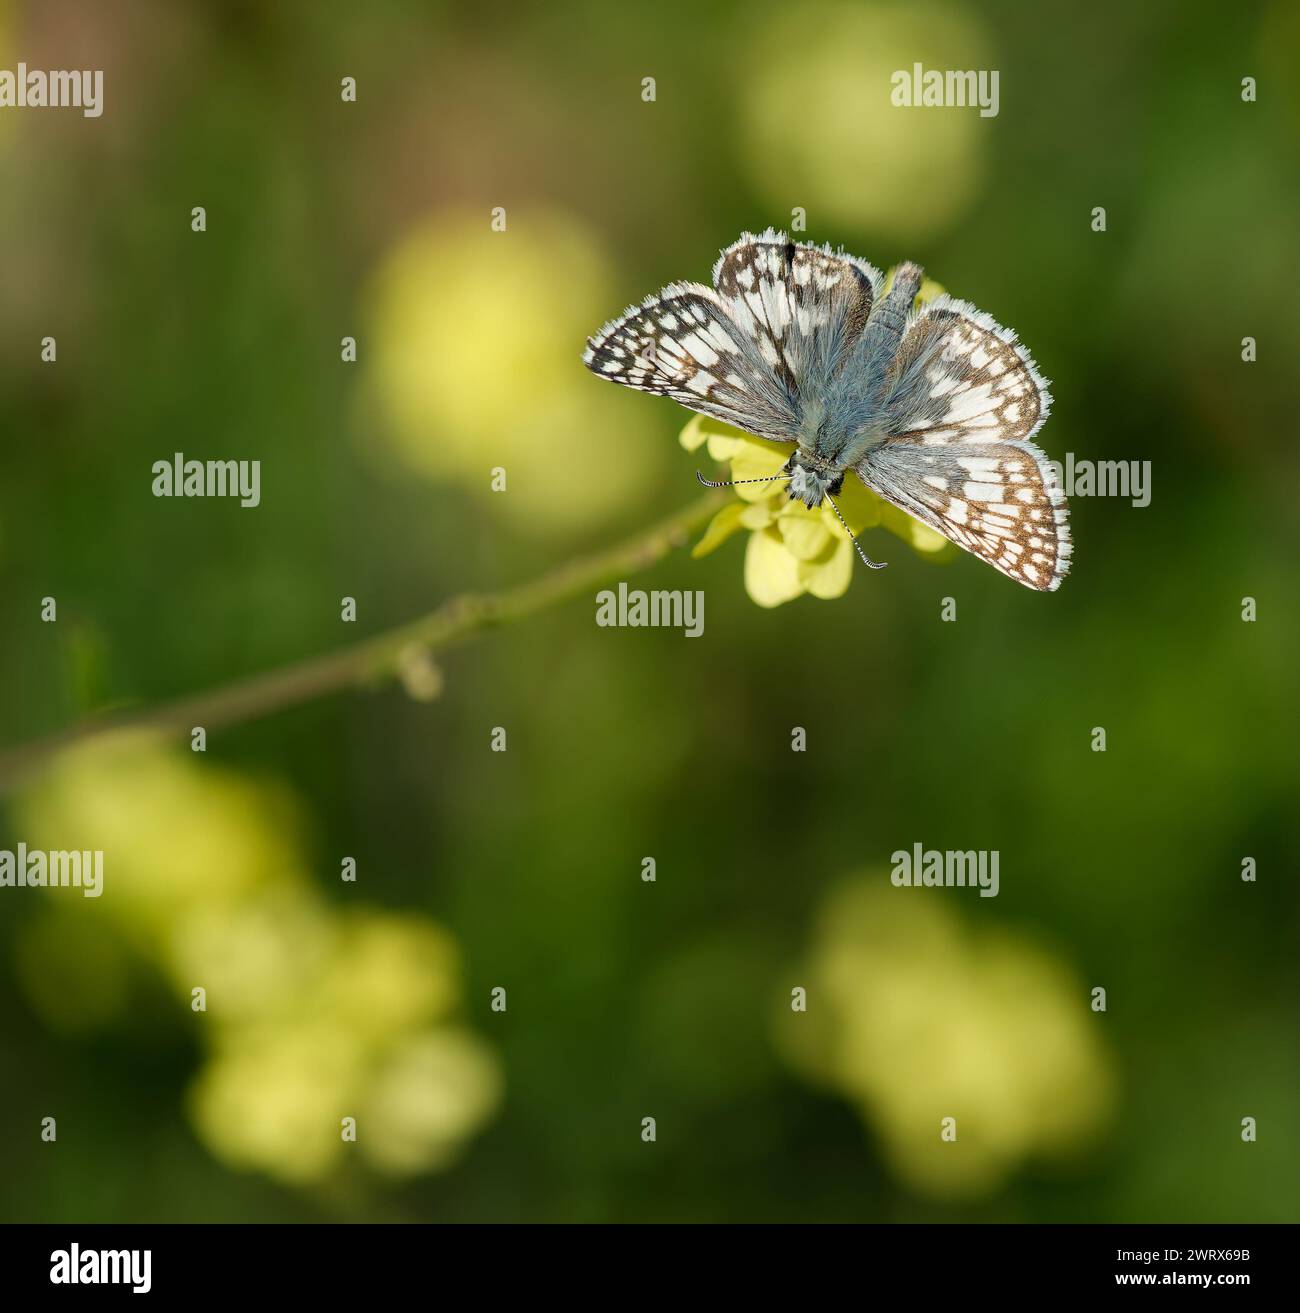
[916,276,947,309]
[739,499,777,529]
[732,431,791,462]
[830,473,884,532]
[745,526,807,607]
[778,511,832,562]
[799,536,855,599]
[908,521,951,554]
[691,501,747,559]
[678,415,711,452]
[706,433,747,461]
[729,438,794,502]
[879,502,953,556]
[679,414,751,452]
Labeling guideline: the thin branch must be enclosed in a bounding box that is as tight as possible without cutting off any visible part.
[0,490,727,794]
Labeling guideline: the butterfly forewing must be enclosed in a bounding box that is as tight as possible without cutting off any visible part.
[582,281,800,441]
[711,232,881,399]
[879,296,1051,444]
[584,230,885,444]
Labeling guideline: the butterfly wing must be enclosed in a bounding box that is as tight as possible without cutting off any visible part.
[583,281,801,440]
[710,229,881,402]
[855,296,1071,591]
[583,229,881,445]
[859,440,1071,591]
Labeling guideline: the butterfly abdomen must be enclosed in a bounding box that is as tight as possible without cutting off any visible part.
[860,261,924,349]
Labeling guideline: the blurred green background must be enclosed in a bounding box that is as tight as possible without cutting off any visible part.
[1,0,1297,1222]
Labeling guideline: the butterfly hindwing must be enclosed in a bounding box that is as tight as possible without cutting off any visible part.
[850,295,1069,590]
[856,439,1071,591]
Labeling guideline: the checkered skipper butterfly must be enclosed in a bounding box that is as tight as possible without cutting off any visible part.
[583,229,1070,590]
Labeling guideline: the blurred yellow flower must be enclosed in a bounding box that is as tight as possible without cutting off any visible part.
[315,909,463,1044]
[360,1030,503,1177]
[779,879,1116,1200]
[184,907,500,1185]
[14,731,309,946]
[736,0,991,240]
[165,886,335,1024]
[361,208,664,534]
[188,1019,368,1187]
[15,738,504,1187]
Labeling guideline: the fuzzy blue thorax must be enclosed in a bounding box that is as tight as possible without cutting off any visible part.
[793,262,926,470]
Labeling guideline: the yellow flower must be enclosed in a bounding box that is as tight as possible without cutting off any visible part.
[361,208,664,535]
[15,738,504,1186]
[360,1029,504,1177]
[13,731,310,946]
[778,879,1117,1200]
[187,1019,367,1187]
[314,909,464,1045]
[736,1,992,241]
[184,908,501,1185]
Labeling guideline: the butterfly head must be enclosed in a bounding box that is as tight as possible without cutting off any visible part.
[785,451,844,510]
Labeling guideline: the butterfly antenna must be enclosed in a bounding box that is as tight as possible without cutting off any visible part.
[825,492,887,570]
[695,470,792,489]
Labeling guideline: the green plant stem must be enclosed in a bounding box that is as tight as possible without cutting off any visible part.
[0,490,727,794]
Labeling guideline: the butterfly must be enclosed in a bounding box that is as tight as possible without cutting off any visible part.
[582,229,1070,591]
